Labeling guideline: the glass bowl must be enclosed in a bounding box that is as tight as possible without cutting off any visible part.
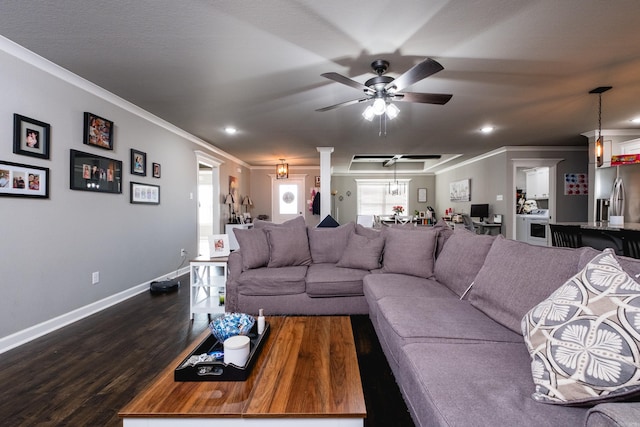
[209,312,255,342]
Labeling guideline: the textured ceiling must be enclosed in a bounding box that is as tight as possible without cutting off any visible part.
[1,0,640,173]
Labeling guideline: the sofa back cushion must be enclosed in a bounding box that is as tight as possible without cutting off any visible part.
[307,222,354,263]
[233,228,269,271]
[253,215,306,229]
[336,231,385,270]
[265,226,312,267]
[381,227,438,279]
[434,229,495,296]
[432,219,454,257]
[468,235,582,333]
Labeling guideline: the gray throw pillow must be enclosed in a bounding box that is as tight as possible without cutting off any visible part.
[337,232,384,270]
[522,249,640,405]
[381,227,438,279]
[308,222,355,263]
[233,228,269,271]
[253,215,305,229]
[265,226,312,267]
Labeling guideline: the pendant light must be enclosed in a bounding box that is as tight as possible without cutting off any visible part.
[589,86,612,168]
[276,159,289,179]
[388,161,406,196]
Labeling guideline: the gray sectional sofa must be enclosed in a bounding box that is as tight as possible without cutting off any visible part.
[225,217,640,426]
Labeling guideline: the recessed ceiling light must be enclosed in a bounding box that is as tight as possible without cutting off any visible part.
[631,118,640,124]
[224,126,237,135]
[480,126,494,134]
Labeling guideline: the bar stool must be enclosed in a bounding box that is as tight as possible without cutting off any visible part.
[549,224,582,248]
[618,230,640,259]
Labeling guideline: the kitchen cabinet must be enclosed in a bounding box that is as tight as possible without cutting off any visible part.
[526,167,549,199]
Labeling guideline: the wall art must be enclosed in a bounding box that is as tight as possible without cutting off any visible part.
[70,149,122,193]
[0,160,49,198]
[449,179,470,202]
[83,112,114,150]
[130,181,160,204]
[152,162,161,178]
[13,114,50,159]
[130,148,146,176]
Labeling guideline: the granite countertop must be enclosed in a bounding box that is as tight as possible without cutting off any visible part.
[553,222,640,232]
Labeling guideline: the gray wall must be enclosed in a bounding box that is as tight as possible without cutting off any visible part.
[0,43,244,342]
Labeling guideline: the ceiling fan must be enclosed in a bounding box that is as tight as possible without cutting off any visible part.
[316,58,453,114]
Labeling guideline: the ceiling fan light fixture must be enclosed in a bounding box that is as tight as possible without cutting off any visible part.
[362,106,375,121]
[386,103,400,120]
[372,98,386,115]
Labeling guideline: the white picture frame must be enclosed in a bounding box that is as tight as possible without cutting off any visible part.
[208,234,230,257]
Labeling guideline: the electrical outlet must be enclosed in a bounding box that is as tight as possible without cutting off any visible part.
[180,248,186,257]
[92,271,99,285]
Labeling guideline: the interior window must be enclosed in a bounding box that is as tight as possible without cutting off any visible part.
[357,180,409,215]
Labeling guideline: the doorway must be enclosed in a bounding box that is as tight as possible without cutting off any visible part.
[271,175,305,223]
[195,151,222,256]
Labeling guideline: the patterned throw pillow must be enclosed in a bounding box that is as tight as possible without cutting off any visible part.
[521,249,640,405]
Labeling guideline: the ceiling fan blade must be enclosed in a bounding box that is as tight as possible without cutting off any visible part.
[393,92,452,105]
[315,97,369,112]
[385,58,444,92]
[321,72,373,93]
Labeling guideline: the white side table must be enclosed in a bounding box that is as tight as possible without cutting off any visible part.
[189,256,228,319]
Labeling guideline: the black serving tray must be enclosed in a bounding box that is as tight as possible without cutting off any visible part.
[174,321,270,382]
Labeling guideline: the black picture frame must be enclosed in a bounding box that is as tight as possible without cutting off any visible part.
[0,160,49,198]
[70,149,122,194]
[13,114,51,159]
[152,162,161,178]
[130,149,146,176]
[130,182,160,205]
[83,112,114,150]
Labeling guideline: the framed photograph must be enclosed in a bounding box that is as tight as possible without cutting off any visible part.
[70,149,122,193]
[449,179,470,202]
[208,234,230,257]
[83,112,114,150]
[13,114,51,159]
[315,176,320,187]
[417,187,427,203]
[152,162,161,178]
[419,211,426,218]
[0,160,49,198]
[130,182,160,205]
[130,149,146,176]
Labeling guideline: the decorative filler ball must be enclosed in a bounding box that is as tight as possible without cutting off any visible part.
[209,313,255,342]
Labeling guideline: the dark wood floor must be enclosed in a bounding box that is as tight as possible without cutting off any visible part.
[0,274,414,426]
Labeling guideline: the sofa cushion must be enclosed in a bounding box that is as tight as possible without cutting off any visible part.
[468,235,581,333]
[336,231,384,270]
[434,228,495,297]
[305,263,368,297]
[307,222,354,264]
[265,226,312,268]
[237,266,307,295]
[253,215,305,229]
[522,248,640,405]
[233,228,269,271]
[355,223,381,239]
[381,227,438,279]
[363,273,457,303]
[399,342,587,427]
[432,219,454,257]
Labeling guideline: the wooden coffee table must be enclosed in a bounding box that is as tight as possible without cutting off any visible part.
[119,316,366,426]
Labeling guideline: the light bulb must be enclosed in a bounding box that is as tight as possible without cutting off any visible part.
[362,106,375,121]
[386,103,400,120]
[372,98,386,115]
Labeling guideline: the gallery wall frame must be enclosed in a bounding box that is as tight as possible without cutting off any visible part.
[70,149,122,193]
[449,178,470,202]
[131,148,147,176]
[13,114,50,159]
[152,162,161,178]
[0,160,49,198]
[417,187,427,203]
[130,181,160,205]
[83,112,114,150]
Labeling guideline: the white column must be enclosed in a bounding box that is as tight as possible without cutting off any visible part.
[316,147,334,219]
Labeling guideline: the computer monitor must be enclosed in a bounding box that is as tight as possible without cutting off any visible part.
[470,204,490,222]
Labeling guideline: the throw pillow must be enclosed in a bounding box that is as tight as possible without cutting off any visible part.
[381,227,438,279]
[317,214,340,228]
[307,222,354,264]
[233,228,269,271]
[337,231,385,270]
[432,219,454,257]
[265,226,312,268]
[522,249,640,405]
[253,215,306,229]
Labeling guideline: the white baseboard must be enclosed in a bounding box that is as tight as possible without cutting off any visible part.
[0,267,189,355]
